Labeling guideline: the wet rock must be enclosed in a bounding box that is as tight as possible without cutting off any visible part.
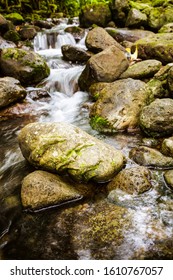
[79,3,111,28]
[120,59,162,80]
[89,78,148,133]
[0,48,50,86]
[64,26,85,41]
[85,27,125,53]
[21,170,83,211]
[18,122,125,183]
[19,26,37,40]
[0,14,10,35]
[105,27,154,43]
[61,45,92,63]
[0,77,26,109]
[139,98,173,137]
[5,13,24,25]
[0,36,16,49]
[164,170,173,191]
[125,8,147,28]
[78,45,129,91]
[33,20,54,29]
[134,33,173,64]
[162,137,173,157]
[129,146,173,169]
[107,166,152,195]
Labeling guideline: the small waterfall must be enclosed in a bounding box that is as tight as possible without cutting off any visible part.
[55,33,76,48]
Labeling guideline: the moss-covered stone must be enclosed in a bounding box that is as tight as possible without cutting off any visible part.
[18,122,126,183]
[0,48,50,86]
[79,3,111,28]
[5,12,24,25]
[3,29,21,43]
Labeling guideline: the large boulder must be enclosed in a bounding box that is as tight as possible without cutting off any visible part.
[89,78,148,133]
[79,3,111,28]
[18,122,125,183]
[139,98,173,137]
[78,45,129,91]
[19,26,37,40]
[85,27,125,53]
[0,77,26,109]
[134,33,173,64]
[129,146,173,169]
[21,170,83,211]
[120,59,162,80]
[0,48,50,86]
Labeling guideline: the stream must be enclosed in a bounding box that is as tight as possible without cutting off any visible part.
[0,18,173,260]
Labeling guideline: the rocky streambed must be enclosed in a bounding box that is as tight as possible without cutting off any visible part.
[0,15,173,260]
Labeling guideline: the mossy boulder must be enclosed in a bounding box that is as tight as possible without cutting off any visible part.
[120,59,162,80]
[139,98,173,137]
[79,3,111,28]
[85,27,125,53]
[78,45,129,91]
[107,166,152,195]
[129,146,173,168]
[18,122,125,183]
[0,48,50,86]
[159,23,173,33]
[134,33,173,64]
[148,7,173,31]
[89,78,148,133]
[21,170,83,211]
[0,76,26,108]
[3,30,21,43]
[5,13,24,25]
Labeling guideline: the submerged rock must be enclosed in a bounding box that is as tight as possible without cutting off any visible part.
[140,98,173,137]
[107,166,152,195]
[129,146,173,169]
[18,122,125,183]
[85,27,125,53]
[89,78,148,133]
[0,48,50,86]
[0,77,26,109]
[21,170,83,211]
[78,45,129,91]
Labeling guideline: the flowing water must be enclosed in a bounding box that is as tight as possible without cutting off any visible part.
[0,19,173,260]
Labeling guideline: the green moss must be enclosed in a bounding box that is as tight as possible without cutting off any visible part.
[90,115,109,131]
[5,12,24,24]
[129,1,152,11]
